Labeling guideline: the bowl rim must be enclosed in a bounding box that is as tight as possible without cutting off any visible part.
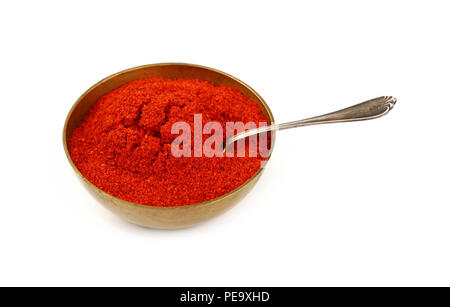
[63,62,275,210]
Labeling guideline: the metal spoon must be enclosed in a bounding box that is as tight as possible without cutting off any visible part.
[224,96,396,151]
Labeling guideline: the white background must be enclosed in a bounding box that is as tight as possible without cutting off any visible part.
[1,0,449,286]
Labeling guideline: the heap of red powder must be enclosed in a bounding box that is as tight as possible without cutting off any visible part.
[70,77,268,206]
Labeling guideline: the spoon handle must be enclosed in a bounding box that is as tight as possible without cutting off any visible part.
[225,96,396,148]
[278,95,396,129]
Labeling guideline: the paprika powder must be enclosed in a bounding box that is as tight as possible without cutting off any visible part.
[70,77,269,206]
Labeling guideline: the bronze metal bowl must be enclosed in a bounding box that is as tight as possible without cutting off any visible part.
[63,63,275,229]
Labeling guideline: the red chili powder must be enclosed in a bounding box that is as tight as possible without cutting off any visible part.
[70,77,269,206]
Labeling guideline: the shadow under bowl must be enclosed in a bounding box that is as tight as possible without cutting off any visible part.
[63,63,275,229]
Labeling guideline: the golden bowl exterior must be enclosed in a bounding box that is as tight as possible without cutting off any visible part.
[63,63,275,229]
